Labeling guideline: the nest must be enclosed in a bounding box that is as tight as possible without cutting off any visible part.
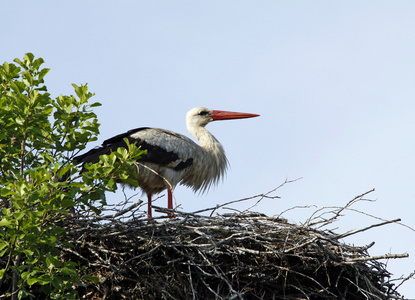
[60,188,409,299]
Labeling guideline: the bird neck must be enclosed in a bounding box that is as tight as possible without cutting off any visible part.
[189,125,228,166]
[185,124,229,192]
[189,125,219,150]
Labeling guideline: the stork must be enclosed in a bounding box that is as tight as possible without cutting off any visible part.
[73,107,259,217]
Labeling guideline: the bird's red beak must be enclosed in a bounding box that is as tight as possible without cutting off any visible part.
[211,110,260,121]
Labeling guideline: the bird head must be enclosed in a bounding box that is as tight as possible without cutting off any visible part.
[186,107,260,129]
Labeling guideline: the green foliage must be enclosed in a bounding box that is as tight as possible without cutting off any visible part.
[0,53,145,299]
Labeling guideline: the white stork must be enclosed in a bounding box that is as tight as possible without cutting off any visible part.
[74,107,259,217]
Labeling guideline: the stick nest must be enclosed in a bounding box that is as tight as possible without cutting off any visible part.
[61,188,408,299]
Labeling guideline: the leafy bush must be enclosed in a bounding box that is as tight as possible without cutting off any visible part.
[0,53,143,299]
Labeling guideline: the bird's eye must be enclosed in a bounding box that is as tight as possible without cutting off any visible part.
[198,111,209,116]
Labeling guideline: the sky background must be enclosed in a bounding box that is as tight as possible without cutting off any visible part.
[2,1,415,296]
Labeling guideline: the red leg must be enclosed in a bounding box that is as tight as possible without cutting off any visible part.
[167,190,175,219]
[147,193,152,218]
[167,189,173,211]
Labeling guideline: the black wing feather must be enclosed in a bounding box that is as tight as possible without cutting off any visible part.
[74,127,193,171]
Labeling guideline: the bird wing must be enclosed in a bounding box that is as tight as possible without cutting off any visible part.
[74,127,197,171]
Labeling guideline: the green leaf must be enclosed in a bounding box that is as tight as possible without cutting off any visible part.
[25,257,39,265]
[46,254,61,269]
[0,218,12,228]
[56,163,72,179]
[60,266,77,276]
[60,198,75,208]
[52,276,64,289]
[22,249,34,257]
[0,241,8,251]
[0,54,107,297]
[0,188,14,196]
[38,68,50,80]
[24,53,35,64]
[82,274,99,284]
[15,117,25,125]
[41,284,52,295]
[37,274,51,285]
[18,289,29,299]
[14,211,25,220]
[90,102,102,107]
[27,276,38,286]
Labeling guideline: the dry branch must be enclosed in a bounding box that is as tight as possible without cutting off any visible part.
[2,187,411,299]
[55,188,409,299]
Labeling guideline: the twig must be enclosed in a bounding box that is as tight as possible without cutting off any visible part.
[336,218,401,239]
[344,253,409,263]
[95,200,143,220]
[21,184,409,299]
[305,188,376,227]
[193,178,301,216]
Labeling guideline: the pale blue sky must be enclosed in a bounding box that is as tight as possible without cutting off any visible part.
[2,1,415,296]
